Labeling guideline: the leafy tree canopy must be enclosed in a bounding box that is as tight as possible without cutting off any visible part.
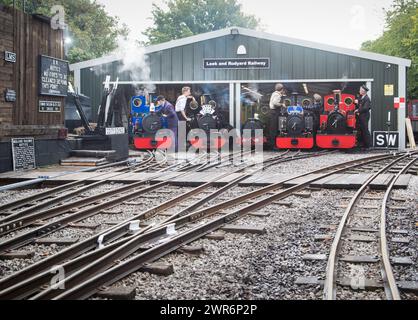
[361,0,418,99]
[143,0,260,45]
[0,0,129,64]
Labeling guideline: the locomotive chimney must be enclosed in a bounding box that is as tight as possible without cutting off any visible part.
[333,90,342,111]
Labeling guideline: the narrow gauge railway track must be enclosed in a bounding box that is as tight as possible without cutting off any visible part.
[41,153,403,300]
[0,149,160,194]
[323,153,418,300]
[0,150,224,238]
[0,150,231,250]
[0,152,401,299]
[0,151,156,219]
[0,149,308,241]
[0,149,333,298]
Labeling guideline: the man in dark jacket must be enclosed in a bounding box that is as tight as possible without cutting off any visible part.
[156,96,179,151]
[355,85,372,149]
[302,93,323,135]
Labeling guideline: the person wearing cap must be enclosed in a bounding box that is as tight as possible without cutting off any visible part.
[268,83,286,148]
[355,85,372,149]
[156,95,179,151]
[303,94,323,135]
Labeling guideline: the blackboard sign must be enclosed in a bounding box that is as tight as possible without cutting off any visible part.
[39,101,62,113]
[203,58,270,69]
[11,138,36,171]
[39,55,69,97]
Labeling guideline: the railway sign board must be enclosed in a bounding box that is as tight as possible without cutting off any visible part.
[105,127,125,135]
[373,131,399,149]
[203,58,270,70]
[39,55,69,97]
[394,97,405,110]
[39,101,62,113]
[4,89,16,102]
[4,51,16,63]
[11,138,36,171]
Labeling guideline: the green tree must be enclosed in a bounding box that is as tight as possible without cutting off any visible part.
[0,0,129,63]
[143,0,260,45]
[361,0,418,99]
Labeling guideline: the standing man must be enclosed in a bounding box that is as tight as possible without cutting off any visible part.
[302,93,323,135]
[156,96,179,151]
[355,85,372,150]
[268,83,286,148]
[175,87,196,122]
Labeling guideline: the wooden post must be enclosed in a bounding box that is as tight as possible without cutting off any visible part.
[405,118,416,149]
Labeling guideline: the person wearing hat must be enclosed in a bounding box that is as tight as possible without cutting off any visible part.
[268,83,286,148]
[156,95,179,151]
[303,93,323,136]
[355,85,372,149]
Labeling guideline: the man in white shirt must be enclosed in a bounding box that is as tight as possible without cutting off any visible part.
[269,83,286,110]
[175,87,196,122]
[268,83,286,148]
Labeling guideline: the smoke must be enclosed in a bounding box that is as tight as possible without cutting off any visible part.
[115,38,156,93]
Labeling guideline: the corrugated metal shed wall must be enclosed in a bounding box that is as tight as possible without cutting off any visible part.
[80,34,400,132]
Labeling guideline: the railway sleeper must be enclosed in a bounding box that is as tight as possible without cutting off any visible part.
[95,286,136,300]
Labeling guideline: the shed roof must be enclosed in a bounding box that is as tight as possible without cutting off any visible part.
[69,27,412,71]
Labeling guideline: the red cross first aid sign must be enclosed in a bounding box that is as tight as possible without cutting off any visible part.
[394,97,405,109]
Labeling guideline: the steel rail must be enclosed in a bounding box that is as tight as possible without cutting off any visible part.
[49,154,401,300]
[0,152,152,193]
[379,156,418,300]
[0,151,205,236]
[0,151,292,297]
[0,151,155,217]
[322,153,415,300]
[29,152,296,299]
[28,151,362,299]
[0,152,216,251]
[0,152,388,299]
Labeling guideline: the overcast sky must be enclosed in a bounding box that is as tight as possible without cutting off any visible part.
[96,0,394,50]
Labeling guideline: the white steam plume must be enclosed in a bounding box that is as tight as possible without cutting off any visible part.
[115,37,156,93]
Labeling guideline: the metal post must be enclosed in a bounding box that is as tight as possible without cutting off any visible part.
[229,82,234,127]
[74,69,81,94]
[235,83,241,135]
[398,66,406,151]
[367,81,372,134]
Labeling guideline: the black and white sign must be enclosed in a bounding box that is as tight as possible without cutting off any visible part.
[11,138,36,171]
[105,127,125,135]
[203,58,270,70]
[5,89,16,102]
[373,131,399,149]
[39,55,69,97]
[4,51,16,63]
[39,101,62,113]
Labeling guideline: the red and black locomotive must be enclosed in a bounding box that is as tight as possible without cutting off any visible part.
[316,90,357,149]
